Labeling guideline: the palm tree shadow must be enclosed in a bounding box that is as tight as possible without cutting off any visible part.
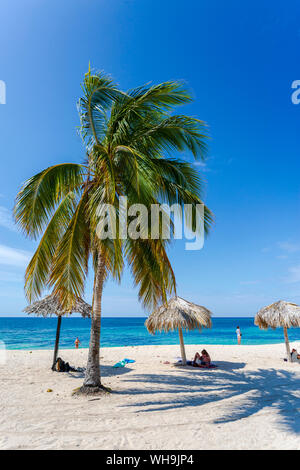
[118,365,300,434]
[212,368,300,433]
[66,364,133,380]
[175,360,246,371]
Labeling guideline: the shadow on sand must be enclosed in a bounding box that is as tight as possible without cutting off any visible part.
[66,364,133,380]
[117,363,300,434]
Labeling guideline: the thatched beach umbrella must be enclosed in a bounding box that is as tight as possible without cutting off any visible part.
[145,296,212,365]
[255,300,300,362]
[24,293,91,368]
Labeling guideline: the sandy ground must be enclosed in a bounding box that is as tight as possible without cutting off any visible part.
[1,342,300,450]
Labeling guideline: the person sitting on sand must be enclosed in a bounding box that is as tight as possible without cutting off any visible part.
[193,349,211,368]
[291,348,300,363]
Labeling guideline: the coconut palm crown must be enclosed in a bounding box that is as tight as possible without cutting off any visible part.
[14,67,213,392]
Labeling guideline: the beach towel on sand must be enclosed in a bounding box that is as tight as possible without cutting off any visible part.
[186,360,217,368]
[113,358,136,368]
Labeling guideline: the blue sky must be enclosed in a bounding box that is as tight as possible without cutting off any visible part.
[0,0,300,316]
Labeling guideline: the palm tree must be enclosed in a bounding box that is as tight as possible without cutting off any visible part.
[14,68,213,393]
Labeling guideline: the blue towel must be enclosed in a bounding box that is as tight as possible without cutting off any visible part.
[113,358,135,368]
[113,360,126,368]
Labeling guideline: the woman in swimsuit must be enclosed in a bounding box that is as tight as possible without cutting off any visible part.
[236,326,241,345]
[193,349,211,368]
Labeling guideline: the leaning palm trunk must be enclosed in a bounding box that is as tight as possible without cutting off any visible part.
[81,252,106,391]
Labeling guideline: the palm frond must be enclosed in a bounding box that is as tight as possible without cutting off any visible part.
[78,69,123,149]
[25,192,76,302]
[49,191,90,309]
[146,157,214,235]
[131,115,209,160]
[127,81,192,110]
[14,163,84,239]
[125,237,176,310]
[106,80,194,149]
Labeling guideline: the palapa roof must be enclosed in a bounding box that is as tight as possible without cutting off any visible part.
[23,293,92,318]
[254,300,300,330]
[145,296,212,334]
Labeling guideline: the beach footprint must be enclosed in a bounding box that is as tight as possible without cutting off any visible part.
[0,436,8,450]
[115,433,135,450]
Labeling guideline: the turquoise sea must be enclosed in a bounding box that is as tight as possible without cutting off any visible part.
[0,317,299,350]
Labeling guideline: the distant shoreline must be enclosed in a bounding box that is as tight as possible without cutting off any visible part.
[2,340,297,351]
[2,341,298,352]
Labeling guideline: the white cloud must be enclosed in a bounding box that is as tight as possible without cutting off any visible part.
[278,241,300,253]
[0,206,17,232]
[0,244,31,267]
[285,265,300,284]
[193,161,207,167]
[193,161,211,172]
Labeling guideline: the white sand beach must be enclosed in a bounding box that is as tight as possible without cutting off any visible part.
[1,343,300,450]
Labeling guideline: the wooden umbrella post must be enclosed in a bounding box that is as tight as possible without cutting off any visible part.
[178,326,187,365]
[283,326,291,362]
[52,315,62,369]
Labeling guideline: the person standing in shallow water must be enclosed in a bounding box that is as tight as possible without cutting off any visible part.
[75,337,80,349]
[236,326,241,345]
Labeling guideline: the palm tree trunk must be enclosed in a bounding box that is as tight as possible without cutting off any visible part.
[52,315,62,370]
[81,251,106,391]
[284,326,291,362]
[178,326,187,365]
